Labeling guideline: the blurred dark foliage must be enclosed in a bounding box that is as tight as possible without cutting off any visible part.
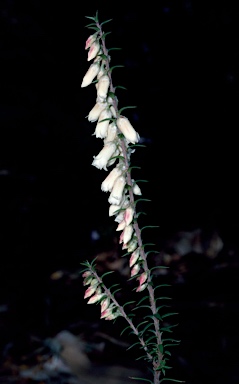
[0,1,239,383]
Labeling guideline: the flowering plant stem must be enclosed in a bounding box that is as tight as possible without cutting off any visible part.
[81,11,183,384]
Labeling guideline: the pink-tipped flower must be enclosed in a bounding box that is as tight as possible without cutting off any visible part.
[101,166,122,193]
[88,101,107,122]
[137,272,147,286]
[100,297,110,313]
[104,122,118,144]
[87,40,100,61]
[84,284,98,299]
[92,142,116,171]
[117,116,140,144]
[136,283,148,292]
[87,292,104,304]
[131,263,140,277]
[81,62,100,88]
[120,224,133,245]
[85,33,97,50]
[97,75,110,101]
[82,271,91,279]
[100,304,114,319]
[94,108,112,139]
[124,206,134,226]
[129,248,140,268]
[108,176,126,205]
[104,311,120,320]
[116,219,126,231]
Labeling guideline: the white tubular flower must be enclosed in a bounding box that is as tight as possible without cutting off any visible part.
[124,206,134,226]
[131,263,140,277]
[92,142,116,171]
[87,40,100,61]
[132,179,142,195]
[85,33,97,50]
[81,62,100,88]
[97,75,110,100]
[122,224,133,245]
[107,96,117,118]
[84,284,98,299]
[117,116,139,144]
[107,148,119,167]
[109,204,121,217]
[101,166,122,192]
[88,101,107,122]
[87,292,104,304]
[94,108,112,139]
[108,176,126,205]
[100,304,115,319]
[129,248,140,267]
[97,63,106,79]
[115,211,125,223]
[105,311,120,320]
[104,122,118,144]
[116,220,126,231]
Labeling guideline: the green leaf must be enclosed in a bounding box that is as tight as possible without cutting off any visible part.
[120,325,131,336]
[135,179,148,182]
[134,198,151,207]
[118,105,137,114]
[164,351,171,356]
[100,18,113,26]
[101,31,112,40]
[85,23,97,27]
[85,15,97,21]
[141,225,159,231]
[159,343,164,354]
[138,322,153,336]
[123,301,136,309]
[151,266,169,272]
[101,271,115,279]
[126,341,140,351]
[160,378,185,383]
[161,312,178,319]
[108,47,122,52]
[85,26,99,31]
[112,288,122,295]
[115,85,127,90]
[109,65,125,73]
[128,377,153,383]
[136,296,149,306]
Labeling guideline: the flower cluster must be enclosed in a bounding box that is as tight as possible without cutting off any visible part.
[82,271,121,320]
[81,30,148,294]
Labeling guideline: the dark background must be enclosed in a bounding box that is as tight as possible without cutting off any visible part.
[0,1,239,383]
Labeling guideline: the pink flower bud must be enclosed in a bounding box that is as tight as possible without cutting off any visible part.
[100,297,110,313]
[82,271,91,278]
[97,75,110,100]
[127,238,138,252]
[87,292,104,304]
[85,34,97,50]
[92,142,117,171]
[88,101,107,122]
[116,219,126,231]
[131,263,140,277]
[100,305,114,319]
[101,166,122,193]
[117,116,140,144]
[132,180,142,195]
[129,248,140,267]
[137,272,147,286]
[136,283,148,292]
[108,176,126,205]
[122,224,133,245]
[94,108,112,139]
[84,284,97,299]
[81,62,100,88]
[87,40,100,61]
[124,206,134,226]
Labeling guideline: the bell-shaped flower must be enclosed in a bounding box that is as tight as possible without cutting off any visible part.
[97,75,110,101]
[104,122,118,144]
[131,263,140,277]
[116,219,126,231]
[100,304,115,319]
[94,108,112,139]
[129,248,140,267]
[81,62,100,88]
[85,33,97,50]
[87,40,100,61]
[104,311,120,320]
[88,101,107,122]
[136,283,148,292]
[101,166,122,192]
[109,204,121,217]
[108,176,126,205]
[100,297,110,313]
[124,206,134,226]
[107,148,119,167]
[115,211,125,223]
[92,142,117,171]
[117,116,139,144]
